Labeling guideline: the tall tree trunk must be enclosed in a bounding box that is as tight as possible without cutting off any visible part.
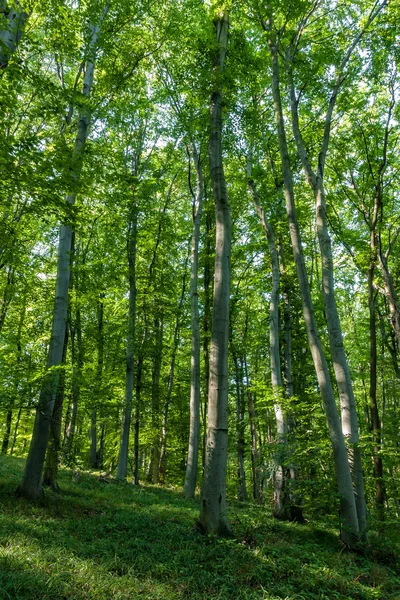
[200,11,232,537]
[278,239,304,522]
[117,198,138,480]
[231,343,248,502]
[287,69,367,537]
[63,238,83,464]
[201,205,213,472]
[369,193,386,519]
[43,330,68,491]
[90,292,104,469]
[133,353,143,485]
[148,315,163,483]
[160,251,188,483]
[244,355,261,503]
[17,8,108,500]
[266,21,360,546]
[247,160,292,518]
[184,141,203,498]
[0,1,29,69]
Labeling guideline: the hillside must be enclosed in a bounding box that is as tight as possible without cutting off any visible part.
[0,457,399,600]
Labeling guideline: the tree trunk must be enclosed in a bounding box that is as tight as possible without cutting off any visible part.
[266,23,360,546]
[133,354,143,485]
[160,251,188,483]
[231,343,248,502]
[43,330,68,491]
[148,315,163,483]
[200,11,232,537]
[287,67,367,537]
[201,205,213,472]
[184,141,203,498]
[90,292,105,469]
[117,198,138,480]
[369,198,386,519]
[0,1,29,69]
[248,161,292,518]
[17,9,108,500]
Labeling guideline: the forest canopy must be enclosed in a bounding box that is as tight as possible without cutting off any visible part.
[0,0,399,552]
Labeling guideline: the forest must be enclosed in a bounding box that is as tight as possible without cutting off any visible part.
[0,0,400,598]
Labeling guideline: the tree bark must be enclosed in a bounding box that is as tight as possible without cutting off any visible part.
[116,197,138,480]
[200,11,232,536]
[17,8,108,500]
[287,64,367,537]
[43,329,68,491]
[0,1,29,69]
[230,342,248,502]
[184,141,203,498]
[369,190,386,519]
[266,21,360,546]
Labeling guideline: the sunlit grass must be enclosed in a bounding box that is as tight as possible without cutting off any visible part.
[0,455,399,599]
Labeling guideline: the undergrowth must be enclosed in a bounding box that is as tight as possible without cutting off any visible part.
[0,456,399,599]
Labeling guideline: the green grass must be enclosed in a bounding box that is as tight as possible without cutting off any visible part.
[0,456,399,599]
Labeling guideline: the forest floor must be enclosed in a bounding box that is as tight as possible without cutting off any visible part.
[0,456,399,600]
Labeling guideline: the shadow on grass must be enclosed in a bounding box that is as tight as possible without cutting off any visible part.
[0,456,399,600]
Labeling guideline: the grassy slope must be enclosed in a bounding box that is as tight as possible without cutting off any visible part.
[0,456,399,600]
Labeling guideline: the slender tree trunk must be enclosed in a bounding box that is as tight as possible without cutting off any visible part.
[10,405,22,455]
[184,142,203,498]
[17,9,108,500]
[148,315,163,483]
[248,161,292,518]
[117,199,138,480]
[63,239,83,463]
[266,23,360,546]
[369,202,386,519]
[0,1,29,69]
[287,64,367,537]
[278,240,304,522]
[231,343,248,502]
[202,206,212,472]
[200,11,232,537]
[244,355,261,503]
[160,252,188,483]
[133,353,143,485]
[90,293,104,469]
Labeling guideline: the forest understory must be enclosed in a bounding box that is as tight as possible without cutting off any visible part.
[0,456,399,600]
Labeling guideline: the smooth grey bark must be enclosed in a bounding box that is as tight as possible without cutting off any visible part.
[201,206,213,471]
[0,1,29,68]
[160,253,189,482]
[63,238,83,463]
[230,339,248,502]
[244,354,261,503]
[90,293,104,469]
[247,157,291,518]
[200,11,232,537]
[148,315,163,484]
[133,353,143,485]
[184,141,203,498]
[266,22,360,546]
[369,187,386,519]
[116,197,138,480]
[17,9,107,500]
[286,65,367,536]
